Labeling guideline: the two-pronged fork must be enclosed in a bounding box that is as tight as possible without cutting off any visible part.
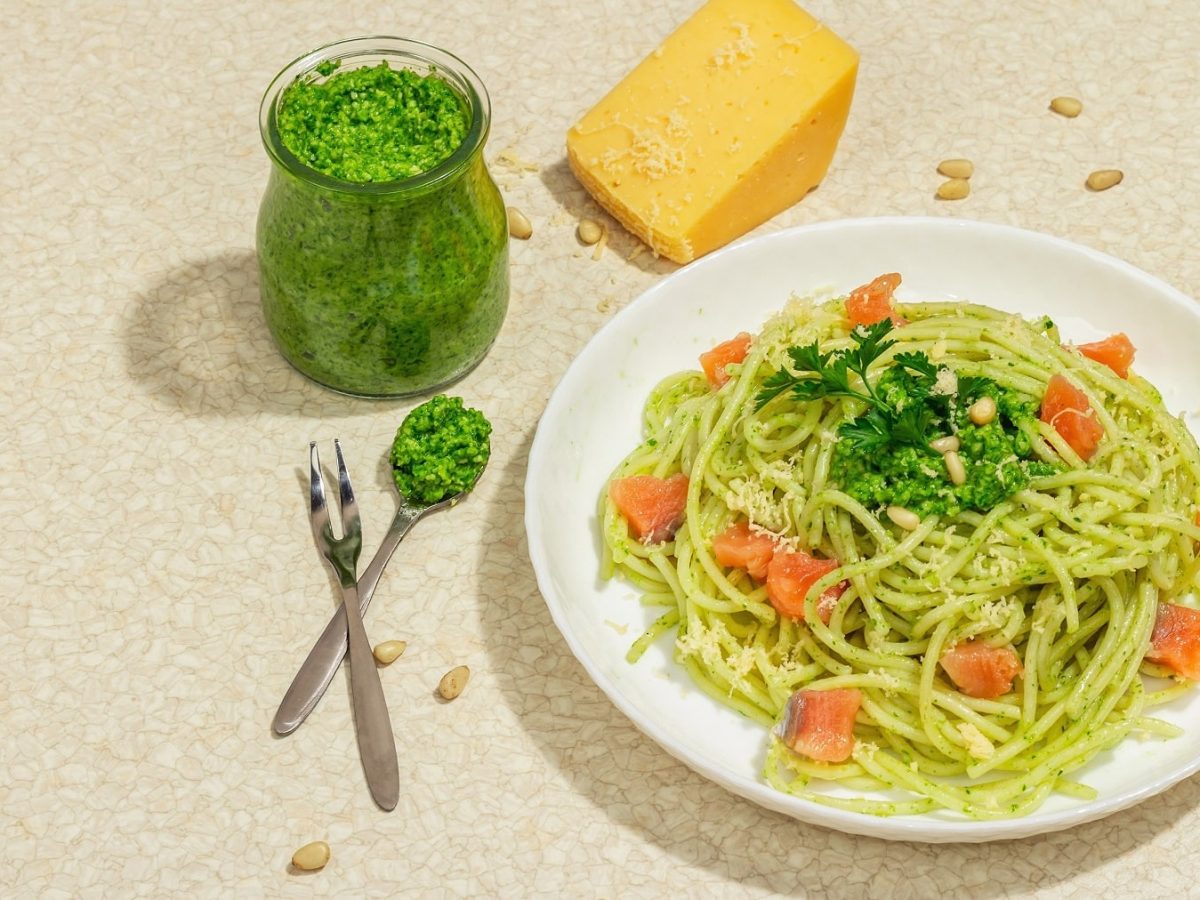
[308,440,399,811]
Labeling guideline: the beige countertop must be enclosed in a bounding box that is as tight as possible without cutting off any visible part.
[5,0,1200,896]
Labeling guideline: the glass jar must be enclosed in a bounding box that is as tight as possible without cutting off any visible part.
[256,37,509,398]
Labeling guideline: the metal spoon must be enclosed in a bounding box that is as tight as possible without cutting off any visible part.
[273,473,480,736]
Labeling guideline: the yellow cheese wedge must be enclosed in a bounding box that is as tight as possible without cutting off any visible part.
[567,0,858,264]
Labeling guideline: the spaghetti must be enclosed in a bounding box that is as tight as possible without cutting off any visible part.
[600,292,1200,818]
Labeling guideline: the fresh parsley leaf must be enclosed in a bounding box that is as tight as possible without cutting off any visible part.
[849,320,896,365]
[756,319,994,455]
[894,351,938,381]
[822,355,854,395]
[838,409,894,452]
[755,369,798,409]
[790,379,834,401]
[956,375,991,403]
[787,342,831,373]
[891,403,937,447]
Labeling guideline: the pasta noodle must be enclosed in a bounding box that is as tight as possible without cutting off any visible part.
[600,294,1200,818]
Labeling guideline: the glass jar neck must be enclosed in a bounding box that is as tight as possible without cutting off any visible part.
[259,36,491,199]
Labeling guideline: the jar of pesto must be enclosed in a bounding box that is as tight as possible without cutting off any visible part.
[257,37,508,398]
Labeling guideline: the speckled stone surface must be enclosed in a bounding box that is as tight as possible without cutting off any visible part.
[4,0,1200,896]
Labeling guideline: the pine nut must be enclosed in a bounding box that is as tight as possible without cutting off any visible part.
[506,206,532,240]
[291,841,330,872]
[968,396,997,426]
[944,450,967,486]
[1050,96,1083,118]
[937,158,974,179]
[438,665,470,700]
[591,227,608,261]
[1086,169,1124,192]
[578,218,604,245]
[886,505,921,531]
[936,178,970,201]
[373,640,407,665]
[929,435,960,453]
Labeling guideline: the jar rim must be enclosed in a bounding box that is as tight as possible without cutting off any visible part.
[259,35,491,195]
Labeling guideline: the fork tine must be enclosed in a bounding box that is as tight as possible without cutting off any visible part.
[309,441,331,543]
[333,439,361,540]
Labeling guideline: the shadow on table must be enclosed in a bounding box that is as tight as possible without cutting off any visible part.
[124,250,402,419]
[537,157,678,278]
[477,423,1188,897]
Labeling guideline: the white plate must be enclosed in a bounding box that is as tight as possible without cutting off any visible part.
[524,217,1200,842]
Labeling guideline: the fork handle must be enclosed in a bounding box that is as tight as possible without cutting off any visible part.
[341,579,399,810]
[273,506,423,735]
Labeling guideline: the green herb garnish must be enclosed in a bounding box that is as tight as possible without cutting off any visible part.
[757,319,1056,515]
[756,320,949,452]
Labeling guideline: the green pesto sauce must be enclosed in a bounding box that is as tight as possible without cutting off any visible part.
[389,395,491,505]
[831,372,1057,517]
[277,62,470,183]
[257,57,508,397]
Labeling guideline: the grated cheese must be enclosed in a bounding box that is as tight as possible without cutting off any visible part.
[710,22,757,69]
[932,368,959,398]
[957,722,995,759]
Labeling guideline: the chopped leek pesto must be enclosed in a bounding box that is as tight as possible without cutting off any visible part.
[389,395,491,505]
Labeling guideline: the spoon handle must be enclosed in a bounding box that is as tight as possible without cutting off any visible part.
[273,505,424,735]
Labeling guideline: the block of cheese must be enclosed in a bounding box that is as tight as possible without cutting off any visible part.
[566,0,858,264]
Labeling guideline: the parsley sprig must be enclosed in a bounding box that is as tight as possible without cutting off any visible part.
[755,320,980,453]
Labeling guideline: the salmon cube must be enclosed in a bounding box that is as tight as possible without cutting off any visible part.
[699,333,752,389]
[712,521,776,580]
[940,640,1023,699]
[777,687,862,763]
[1076,333,1135,379]
[1147,603,1200,680]
[609,473,689,544]
[845,273,905,328]
[1040,374,1104,461]
[766,549,847,623]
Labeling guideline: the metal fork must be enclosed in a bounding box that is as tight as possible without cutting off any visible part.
[309,440,399,811]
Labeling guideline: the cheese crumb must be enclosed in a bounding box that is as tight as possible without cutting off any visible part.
[676,621,725,671]
[710,22,757,69]
[494,147,540,172]
[956,722,995,759]
[604,619,629,635]
[665,109,690,140]
[973,598,1015,630]
[726,477,790,533]
[629,131,686,180]
[932,368,959,397]
[870,669,902,693]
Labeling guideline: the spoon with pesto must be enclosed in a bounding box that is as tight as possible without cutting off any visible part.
[274,396,491,736]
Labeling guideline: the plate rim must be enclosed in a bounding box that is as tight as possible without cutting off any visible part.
[524,215,1200,842]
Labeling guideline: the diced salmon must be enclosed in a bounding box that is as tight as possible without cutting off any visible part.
[712,521,776,580]
[778,687,862,763]
[1146,603,1200,680]
[1076,333,1136,379]
[845,273,906,328]
[1040,374,1104,461]
[940,640,1023,699]
[699,332,752,389]
[765,549,848,623]
[609,473,689,544]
